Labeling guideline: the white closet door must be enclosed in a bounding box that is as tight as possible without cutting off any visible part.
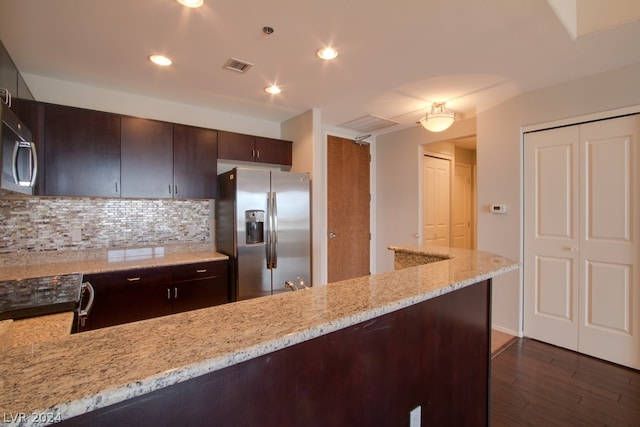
[524,114,639,369]
[452,163,472,249]
[524,126,580,350]
[578,115,639,368]
[423,155,450,246]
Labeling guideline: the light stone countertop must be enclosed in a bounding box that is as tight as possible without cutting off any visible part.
[0,312,74,350]
[0,243,229,281]
[0,246,518,426]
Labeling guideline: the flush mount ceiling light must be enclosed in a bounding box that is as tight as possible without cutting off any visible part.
[264,84,282,95]
[419,103,455,132]
[149,54,173,66]
[317,47,338,60]
[177,0,203,8]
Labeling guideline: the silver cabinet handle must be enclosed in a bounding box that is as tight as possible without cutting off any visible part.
[0,87,11,107]
[174,287,178,299]
[126,277,141,282]
[329,230,338,239]
[77,281,95,318]
[196,269,207,273]
[77,281,95,327]
[167,288,171,299]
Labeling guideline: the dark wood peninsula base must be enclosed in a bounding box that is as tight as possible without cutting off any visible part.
[60,279,491,427]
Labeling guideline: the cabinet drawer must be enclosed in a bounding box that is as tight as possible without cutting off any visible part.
[84,266,172,289]
[171,261,227,282]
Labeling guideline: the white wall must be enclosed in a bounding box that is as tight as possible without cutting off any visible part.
[282,109,325,286]
[375,62,640,335]
[477,62,640,335]
[23,74,282,138]
[375,117,476,273]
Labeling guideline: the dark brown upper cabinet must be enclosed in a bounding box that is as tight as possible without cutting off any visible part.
[255,136,292,166]
[0,40,18,109]
[173,124,218,199]
[27,99,292,199]
[44,103,121,197]
[218,130,292,167]
[120,116,173,199]
[0,39,34,115]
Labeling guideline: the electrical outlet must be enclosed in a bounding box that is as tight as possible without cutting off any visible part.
[410,405,421,427]
[71,228,82,242]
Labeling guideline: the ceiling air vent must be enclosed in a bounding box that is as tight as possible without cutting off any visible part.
[338,114,399,133]
[223,57,254,73]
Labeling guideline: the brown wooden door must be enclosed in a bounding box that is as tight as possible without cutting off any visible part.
[327,135,370,282]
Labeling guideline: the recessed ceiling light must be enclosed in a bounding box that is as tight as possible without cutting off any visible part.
[177,0,204,8]
[264,85,282,95]
[149,54,173,66]
[317,47,338,60]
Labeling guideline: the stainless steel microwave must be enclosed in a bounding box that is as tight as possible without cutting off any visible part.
[1,100,38,195]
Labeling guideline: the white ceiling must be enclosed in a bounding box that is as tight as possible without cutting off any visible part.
[1,0,639,135]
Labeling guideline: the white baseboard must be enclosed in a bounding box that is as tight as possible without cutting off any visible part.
[491,324,522,337]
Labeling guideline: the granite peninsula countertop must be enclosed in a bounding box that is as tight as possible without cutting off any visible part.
[0,246,518,426]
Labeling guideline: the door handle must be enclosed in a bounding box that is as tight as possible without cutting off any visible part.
[77,281,95,327]
[329,230,338,239]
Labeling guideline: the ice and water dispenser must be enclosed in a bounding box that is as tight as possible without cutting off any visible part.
[245,210,265,244]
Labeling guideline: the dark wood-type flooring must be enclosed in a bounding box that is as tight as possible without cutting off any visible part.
[491,338,640,426]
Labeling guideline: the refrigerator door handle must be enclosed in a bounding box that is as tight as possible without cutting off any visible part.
[266,192,273,269]
[272,191,278,268]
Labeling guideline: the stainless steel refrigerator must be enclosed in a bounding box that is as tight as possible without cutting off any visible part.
[216,168,311,301]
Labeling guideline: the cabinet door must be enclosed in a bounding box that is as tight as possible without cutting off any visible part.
[173,124,218,199]
[44,104,121,197]
[13,100,45,195]
[170,261,229,313]
[78,267,172,332]
[0,40,18,108]
[217,130,255,162]
[255,136,292,166]
[121,117,173,198]
[171,276,229,313]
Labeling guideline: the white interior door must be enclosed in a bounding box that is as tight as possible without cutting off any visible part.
[423,155,450,246]
[452,163,471,249]
[577,116,639,368]
[524,114,639,369]
[524,126,580,350]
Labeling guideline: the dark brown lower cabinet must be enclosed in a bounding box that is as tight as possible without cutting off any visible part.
[170,261,229,313]
[75,260,229,333]
[63,279,491,426]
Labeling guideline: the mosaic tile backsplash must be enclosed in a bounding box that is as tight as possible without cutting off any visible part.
[0,194,212,254]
